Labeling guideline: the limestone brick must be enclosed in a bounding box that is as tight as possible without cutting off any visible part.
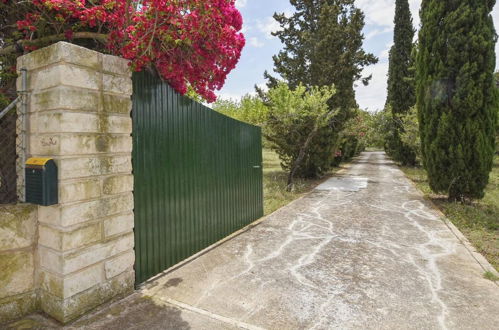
[103,175,134,196]
[31,87,101,113]
[102,94,132,114]
[39,223,101,251]
[0,204,37,250]
[103,213,134,238]
[59,179,101,204]
[0,251,34,300]
[39,270,134,323]
[104,251,135,279]
[102,54,131,77]
[39,233,134,275]
[58,156,132,180]
[39,263,103,299]
[0,291,38,324]
[17,42,101,72]
[103,74,133,95]
[32,112,100,133]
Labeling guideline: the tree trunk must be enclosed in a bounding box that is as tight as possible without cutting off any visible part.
[286,126,319,191]
[286,110,335,191]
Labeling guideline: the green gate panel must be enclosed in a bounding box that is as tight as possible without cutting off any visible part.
[132,71,264,285]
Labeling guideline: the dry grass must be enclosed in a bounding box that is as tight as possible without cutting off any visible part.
[400,156,499,271]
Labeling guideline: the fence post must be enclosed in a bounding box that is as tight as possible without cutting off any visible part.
[16,68,28,202]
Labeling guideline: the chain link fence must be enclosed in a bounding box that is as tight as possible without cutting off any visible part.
[0,69,26,204]
[0,109,18,203]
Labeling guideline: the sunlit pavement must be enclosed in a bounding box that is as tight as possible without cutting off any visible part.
[9,152,499,330]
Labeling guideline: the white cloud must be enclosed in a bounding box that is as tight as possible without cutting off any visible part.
[240,23,251,34]
[355,62,389,112]
[356,0,395,28]
[257,16,281,39]
[216,82,266,102]
[365,27,392,40]
[354,0,420,112]
[283,9,295,18]
[493,5,499,25]
[409,0,422,28]
[249,37,264,48]
[235,0,247,9]
[255,82,268,93]
[493,6,499,70]
[379,50,390,61]
[379,42,393,60]
[215,92,242,102]
[216,90,256,102]
[356,0,421,29]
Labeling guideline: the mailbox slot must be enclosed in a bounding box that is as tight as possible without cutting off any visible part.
[25,158,58,206]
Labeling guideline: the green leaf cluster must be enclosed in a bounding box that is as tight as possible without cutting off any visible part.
[358,110,391,149]
[399,106,421,162]
[212,95,269,127]
[264,83,337,184]
[331,109,370,165]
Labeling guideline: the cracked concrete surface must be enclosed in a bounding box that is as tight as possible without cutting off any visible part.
[7,152,498,329]
[142,151,499,330]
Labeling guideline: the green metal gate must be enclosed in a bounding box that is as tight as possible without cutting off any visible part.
[132,71,264,285]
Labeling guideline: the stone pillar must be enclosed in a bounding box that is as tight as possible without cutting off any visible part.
[16,42,135,323]
[0,204,38,323]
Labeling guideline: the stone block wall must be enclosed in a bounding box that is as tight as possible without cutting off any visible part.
[11,42,135,323]
[0,205,38,323]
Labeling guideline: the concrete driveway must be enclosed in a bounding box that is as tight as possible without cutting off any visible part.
[10,152,499,330]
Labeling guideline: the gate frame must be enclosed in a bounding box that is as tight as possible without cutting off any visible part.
[132,70,264,285]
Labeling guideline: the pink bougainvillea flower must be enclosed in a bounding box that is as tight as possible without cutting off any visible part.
[14,0,245,102]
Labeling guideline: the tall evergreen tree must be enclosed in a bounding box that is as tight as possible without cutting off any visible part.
[385,0,417,165]
[417,0,498,200]
[387,0,415,113]
[262,0,377,177]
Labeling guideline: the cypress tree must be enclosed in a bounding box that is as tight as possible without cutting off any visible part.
[385,0,417,165]
[262,0,377,177]
[417,0,498,200]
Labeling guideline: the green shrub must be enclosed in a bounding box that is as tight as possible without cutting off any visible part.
[264,83,336,189]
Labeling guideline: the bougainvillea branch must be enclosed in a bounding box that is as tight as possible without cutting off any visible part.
[0,0,245,102]
[0,32,108,55]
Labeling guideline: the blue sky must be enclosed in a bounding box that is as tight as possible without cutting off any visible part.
[216,0,499,112]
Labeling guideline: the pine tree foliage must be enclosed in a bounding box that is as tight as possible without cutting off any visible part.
[262,0,377,177]
[387,0,415,114]
[417,0,498,200]
[385,0,417,166]
[268,0,377,112]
